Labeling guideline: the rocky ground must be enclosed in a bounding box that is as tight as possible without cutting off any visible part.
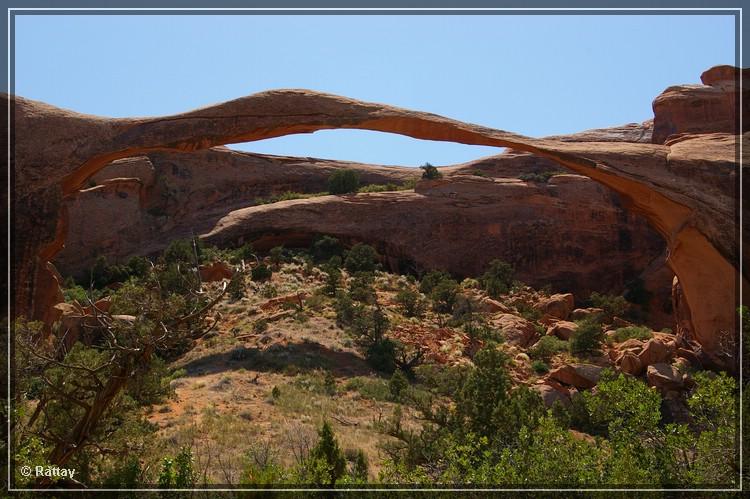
[82,252,702,484]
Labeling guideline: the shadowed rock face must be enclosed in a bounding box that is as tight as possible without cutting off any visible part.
[9,65,743,368]
[53,145,668,321]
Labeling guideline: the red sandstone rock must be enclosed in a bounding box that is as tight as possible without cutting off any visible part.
[491,313,540,348]
[548,364,603,389]
[547,320,578,341]
[199,261,233,282]
[617,352,643,376]
[570,308,604,321]
[9,69,742,369]
[638,338,674,368]
[534,293,575,320]
[646,363,686,393]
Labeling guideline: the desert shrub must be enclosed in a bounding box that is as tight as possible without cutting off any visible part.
[366,338,398,373]
[532,360,550,374]
[588,292,629,319]
[348,272,376,304]
[322,264,342,296]
[306,421,347,486]
[163,239,201,265]
[232,242,256,263]
[516,302,542,322]
[419,270,453,294]
[158,447,197,489]
[395,287,426,318]
[253,319,269,334]
[227,272,245,301]
[479,259,514,298]
[328,169,360,195]
[334,291,356,327]
[349,450,369,482]
[389,369,410,402]
[471,170,488,177]
[344,243,378,273]
[429,279,459,314]
[612,325,653,343]
[255,191,327,205]
[518,171,561,183]
[311,235,343,263]
[569,318,604,354]
[269,246,285,267]
[420,162,442,179]
[251,264,273,282]
[344,377,391,401]
[529,335,568,361]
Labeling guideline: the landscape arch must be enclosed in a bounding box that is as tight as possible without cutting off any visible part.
[10,88,741,368]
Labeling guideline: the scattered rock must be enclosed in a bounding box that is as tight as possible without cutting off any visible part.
[199,261,234,282]
[547,320,578,340]
[492,313,540,348]
[532,383,571,408]
[570,307,604,320]
[617,352,643,376]
[535,293,575,320]
[647,363,686,392]
[638,338,674,368]
[548,364,603,389]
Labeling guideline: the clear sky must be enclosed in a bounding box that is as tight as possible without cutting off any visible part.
[14,14,735,166]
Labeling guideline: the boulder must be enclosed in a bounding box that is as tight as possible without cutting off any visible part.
[477,297,511,314]
[532,383,571,408]
[199,261,233,282]
[260,292,308,311]
[638,338,674,367]
[547,320,578,340]
[647,363,686,392]
[548,364,603,389]
[570,307,604,321]
[534,293,575,320]
[617,352,643,376]
[492,313,540,348]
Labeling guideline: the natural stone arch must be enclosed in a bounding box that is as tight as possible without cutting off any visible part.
[9,89,741,368]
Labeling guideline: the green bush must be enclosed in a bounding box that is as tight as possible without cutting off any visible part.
[227,272,245,301]
[307,421,347,486]
[612,325,653,343]
[348,272,376,304]
[366,338,398,374]
[395,288,426,318]
[479,259,514,298]
[251,264,273,282]
[269,246,285,266]
[322,265,342,296]
[430,279,459,314]
[389,369,409,402]
[532,360,550,374]
[518,171,561,183]
[328,169,361,195]
[420,162,442,180]
[164,239,201,265]
[588,292,629,319]
[311,235,343,263]
[419,270,453,294]
[344,243,378,273]
[569,318,604,354]
[529,335,568,361]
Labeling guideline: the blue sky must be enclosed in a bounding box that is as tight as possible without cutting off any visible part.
[14,14,735,166]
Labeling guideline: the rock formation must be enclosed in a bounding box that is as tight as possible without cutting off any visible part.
[54,147,667,307]
[9,65,744,368]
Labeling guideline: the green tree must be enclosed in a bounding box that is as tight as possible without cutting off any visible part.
[344,243,378,273]
[569,317,604,354]
[430,279,459,314]
[308,421,347,486]
[420,162,442,179]
[479,259,514,298]
[389,369,409,402]
[419,270,452,294]
[311,235,343,263]
[395,287,426,318]
[328,169,360,194]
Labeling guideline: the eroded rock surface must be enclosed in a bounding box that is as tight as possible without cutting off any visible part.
[9,65,743,367]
